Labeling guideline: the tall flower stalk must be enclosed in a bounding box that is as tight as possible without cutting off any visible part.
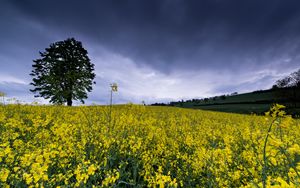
[262,104,286,188]
[0,92,6,105]
[109,83,118,126]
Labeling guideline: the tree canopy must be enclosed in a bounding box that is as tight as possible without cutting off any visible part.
[30,38,96,106]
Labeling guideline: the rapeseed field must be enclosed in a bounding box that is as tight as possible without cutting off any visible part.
[0,104,299,187]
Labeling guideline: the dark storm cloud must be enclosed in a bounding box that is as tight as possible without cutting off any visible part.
[1,0,300,104]
[5,0,300,73]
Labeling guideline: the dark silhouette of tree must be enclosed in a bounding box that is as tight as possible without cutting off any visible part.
[220,95,226,100]
[275,76,292,88]
[30,38,96,106]
[274,68,300,108]
[290,69,300,87]
[289,69,300,107]
[271,84,279,90]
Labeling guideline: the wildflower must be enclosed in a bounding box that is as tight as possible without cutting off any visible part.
[288,144,300,155]
[87,164,97,175]
[0,168,10,182]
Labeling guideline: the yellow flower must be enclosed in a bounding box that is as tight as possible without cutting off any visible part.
[288,144,300,155]
[0,168,10,182]
[87,164,97,175]
[0,104,299,187]
[23,173,33,185]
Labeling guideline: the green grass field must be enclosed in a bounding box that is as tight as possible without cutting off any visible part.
[190,104,272,114]
[170,88,300,116]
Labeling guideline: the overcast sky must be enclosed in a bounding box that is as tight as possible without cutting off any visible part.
[1,0,300,105]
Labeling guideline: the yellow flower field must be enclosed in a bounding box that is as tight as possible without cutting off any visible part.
[0,104,299,187]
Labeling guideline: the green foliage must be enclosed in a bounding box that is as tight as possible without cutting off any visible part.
[30,38,96,106]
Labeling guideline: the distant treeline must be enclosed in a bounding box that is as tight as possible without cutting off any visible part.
[151,68,300,115]
[151,92,240,106]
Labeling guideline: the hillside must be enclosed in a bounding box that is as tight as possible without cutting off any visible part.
[168,87,300,115]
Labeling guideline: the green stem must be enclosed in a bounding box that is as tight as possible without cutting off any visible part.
[109,89,113,128]
[262,118,276,188]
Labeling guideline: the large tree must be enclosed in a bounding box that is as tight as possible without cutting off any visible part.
[30,38,96,106]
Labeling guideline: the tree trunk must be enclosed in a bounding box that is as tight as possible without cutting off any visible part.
[67,84,73,106]
[67,97,72,106]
